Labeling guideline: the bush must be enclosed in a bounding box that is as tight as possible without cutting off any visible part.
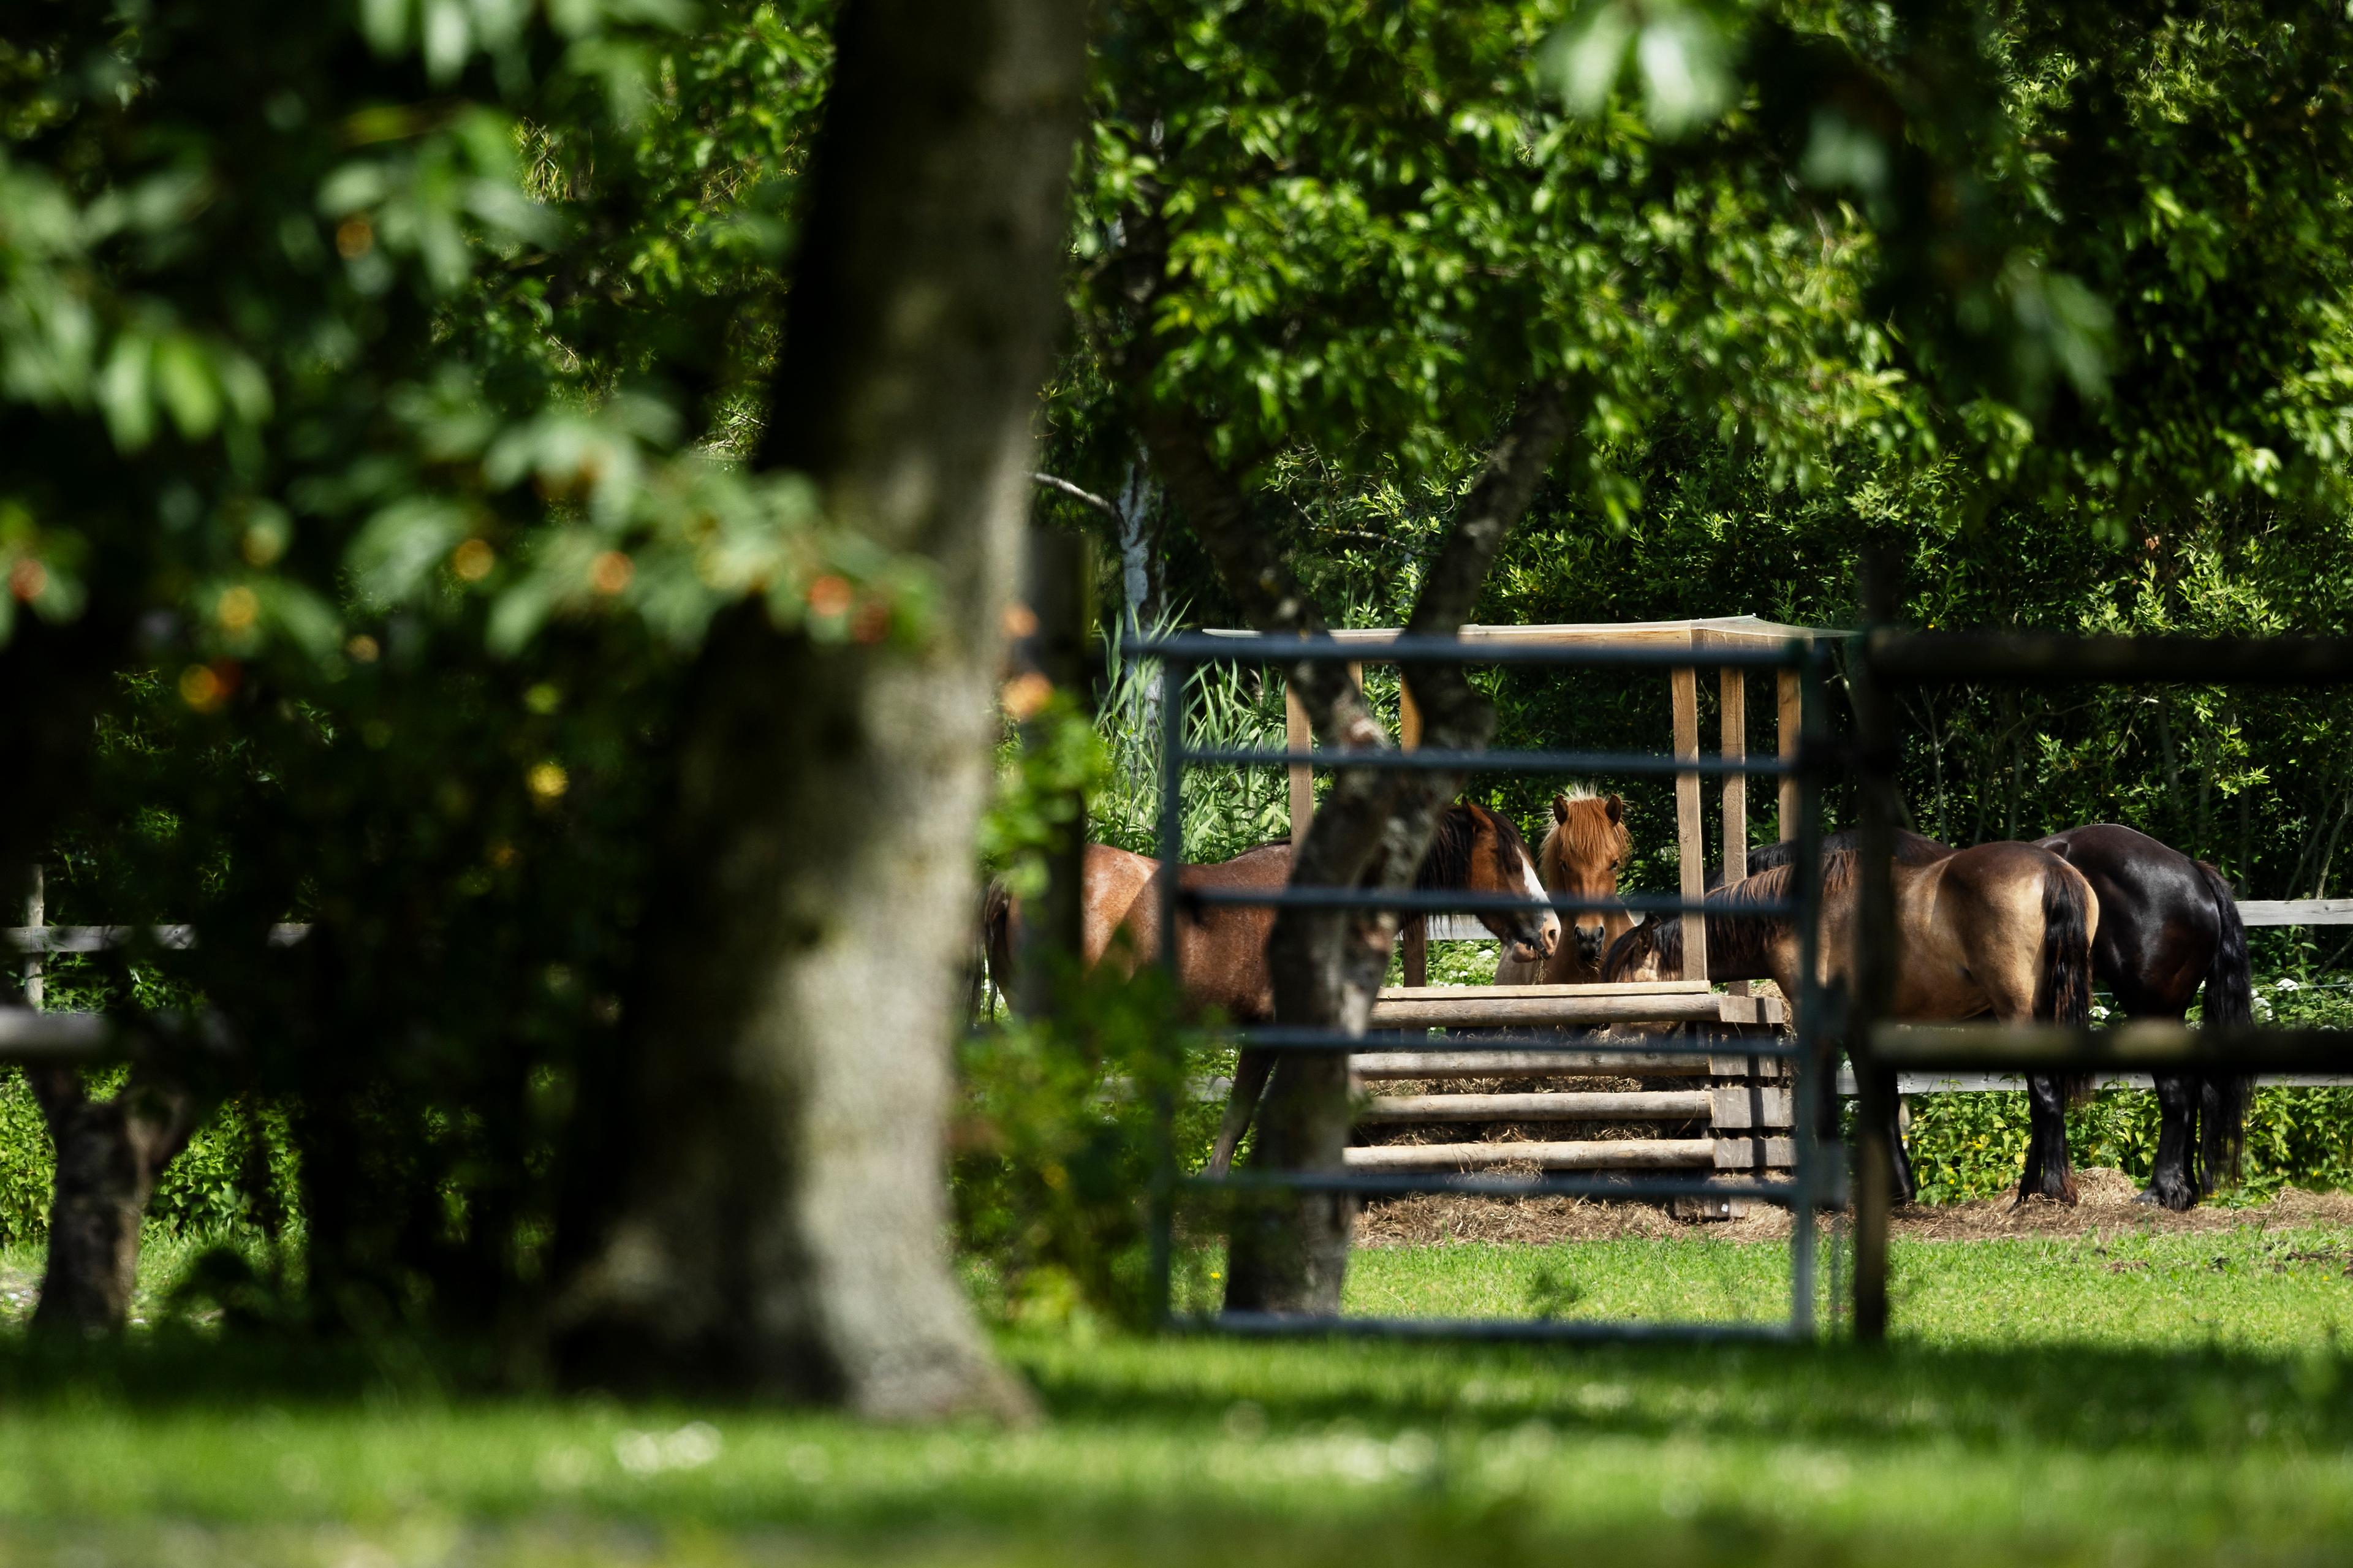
[0,1072,300,1247]
[952,961,1226,1328]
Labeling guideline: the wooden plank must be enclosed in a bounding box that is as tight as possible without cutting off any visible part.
[1357,1091,1713,1123]
[1352,1050,1713,1078]
[1672,662,1708,983]
[1285,684,1313,839]
[4,924,309,953]
[1777,668,1801,843]
[1719,666,1748,998]
[1344,1138,1716,1171]
[1707,1086,1794,1130]
[1400,681,1426,986]
[1712,993,1784,1026]
[1713,1137,1797,1170]
[2238,900,2353,925]
[1371,992,1727,1028]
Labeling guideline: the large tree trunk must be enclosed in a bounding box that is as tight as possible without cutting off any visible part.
[1136,390,1571,1315]
[29,1064,209,1334]
[551,0,1086,1415]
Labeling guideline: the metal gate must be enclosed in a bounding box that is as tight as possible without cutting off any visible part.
[1135,631,1840,1342]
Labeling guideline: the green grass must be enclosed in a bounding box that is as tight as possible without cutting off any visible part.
[1,1226,2352,1562]
[1347,1229,2353,1350]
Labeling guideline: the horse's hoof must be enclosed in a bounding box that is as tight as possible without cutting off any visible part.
[2136,1181,2195,1212]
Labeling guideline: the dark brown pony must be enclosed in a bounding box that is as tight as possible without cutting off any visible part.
[1605,839,2098,1200]
[984,801,1560,1023]
[1495,790,1633,985]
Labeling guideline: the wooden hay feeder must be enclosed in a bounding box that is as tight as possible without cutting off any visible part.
[1226,616,1840,1213]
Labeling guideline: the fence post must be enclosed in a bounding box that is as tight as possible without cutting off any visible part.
[1148,646,1191,1328]
[1851,547,1902,1341]
[1788,645,1828,1338]
[1012,529,1091,1020]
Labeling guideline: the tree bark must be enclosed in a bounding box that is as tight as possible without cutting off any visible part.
[29,1064,209,1334]
[1136,387,1571,1315]
[553,0,1087,1416]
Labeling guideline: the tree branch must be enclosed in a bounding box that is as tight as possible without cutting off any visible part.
[1030,472,1124,523]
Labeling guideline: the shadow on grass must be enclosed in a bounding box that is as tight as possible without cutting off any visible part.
[1012,1331,2353,1455]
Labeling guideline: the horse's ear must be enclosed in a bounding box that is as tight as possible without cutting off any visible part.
[1604,793,1624,825]
[1552,793,1571,824]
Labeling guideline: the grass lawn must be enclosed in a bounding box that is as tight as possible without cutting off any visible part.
[1347,1226,2353,1349]
[2,1224,2352,1564]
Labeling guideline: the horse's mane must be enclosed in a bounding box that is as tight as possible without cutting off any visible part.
[1416,801,1529,890]
[1605,854,1855,978]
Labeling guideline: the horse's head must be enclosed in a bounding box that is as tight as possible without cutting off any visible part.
[1419,802,1559,965]
[1542,791,1631,967]
[1601,915,1667,983]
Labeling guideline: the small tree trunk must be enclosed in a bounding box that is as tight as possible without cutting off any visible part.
[554,0,1087,1417]
[29,1066,206,1334]
[1134,385,1571,1316]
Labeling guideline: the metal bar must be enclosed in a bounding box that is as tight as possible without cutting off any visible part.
[1869,1020,2353,1073]
[0,1006,113,1061]
[1850,554,1900,1344]
[1787,642,1830,1341]
[1188,1313,1799,1344]
[1149,654,1189,1330]
[1177,747,1798,776]
[1219,1026,1795,1058]
[1839,1069,2353,1093]
[1180,888,1798,917]
[1134,633,1812,670]
[1864,629,2353,687]
[1188,1170,1798,1201]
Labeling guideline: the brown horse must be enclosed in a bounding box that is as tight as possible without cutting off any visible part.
[1605,841,2099,1200]
[1494,791,1633,985]
[1618,823,2251,1209]
[983,801,1561,1023]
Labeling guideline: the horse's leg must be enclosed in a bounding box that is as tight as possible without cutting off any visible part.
[1889,1093,1916,1204]
[1206,1047,1275,1177]
[2017,1073,2078,1205]
[2139,1072,2198,1211]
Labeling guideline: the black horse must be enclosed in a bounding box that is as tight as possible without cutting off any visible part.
[2036,824,2251,1210]
[1607,821,2252,1210]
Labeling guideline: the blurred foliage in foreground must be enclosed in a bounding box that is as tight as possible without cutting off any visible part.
[12,0,2353,1344]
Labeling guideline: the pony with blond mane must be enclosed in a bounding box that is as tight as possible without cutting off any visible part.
[1496,790,1634,985]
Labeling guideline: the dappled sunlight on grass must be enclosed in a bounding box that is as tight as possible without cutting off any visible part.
[0,1228,2349,1563]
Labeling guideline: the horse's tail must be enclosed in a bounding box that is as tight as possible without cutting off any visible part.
[2039,862,2096,1106]
[2194,859,2252,1191]
[980,877,1017,1015]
